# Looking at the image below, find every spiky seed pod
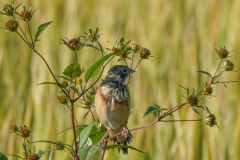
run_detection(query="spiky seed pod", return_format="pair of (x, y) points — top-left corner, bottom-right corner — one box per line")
(28, 153), (40, 160)
(21, 10), (32, 21)
(187, 95), (198, 106)
(20, 127), (31, 138)
(68, 38), (81, 51)
(140, 47), (151, 59)
(204, 113), (217, 127)
(216, 46), (229, 59)
(203, 85), (213, 95)
(5, 19), (18, 32)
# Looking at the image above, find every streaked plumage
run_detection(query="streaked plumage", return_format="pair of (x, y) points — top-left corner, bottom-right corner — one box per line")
(95, 65), (134, 154)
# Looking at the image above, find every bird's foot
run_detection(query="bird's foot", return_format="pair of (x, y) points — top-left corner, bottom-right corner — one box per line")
(121, 127), (129, 138)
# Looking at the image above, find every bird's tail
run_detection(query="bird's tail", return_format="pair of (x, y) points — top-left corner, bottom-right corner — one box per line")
(110, 128), (133, 155)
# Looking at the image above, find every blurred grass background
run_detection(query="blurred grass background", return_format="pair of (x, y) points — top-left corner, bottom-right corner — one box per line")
(0, 0), (240, 160)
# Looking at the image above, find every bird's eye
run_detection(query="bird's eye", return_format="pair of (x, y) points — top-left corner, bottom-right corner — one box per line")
(122, 68), (127, 73)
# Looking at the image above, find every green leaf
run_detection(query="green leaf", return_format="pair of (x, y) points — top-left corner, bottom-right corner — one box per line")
(89, 129), (106, 144)
(143, 105), (161, 118)
(104, 145), (146, 154)
(96, 41), (104, 57)
(85, 53), (114, 83)
(0, 152), (8, 160)
(78, 145), (102, 160)
(38, 82), (58, 86)
(63, 63), (83, 79)
(79, 122), (94, 148)
(34, 21), (52, 42)
(57, 124), (87, 134)
(192, 107), (199, 114)
(129, 108), (138, 115)
(197, 71), (212, 78)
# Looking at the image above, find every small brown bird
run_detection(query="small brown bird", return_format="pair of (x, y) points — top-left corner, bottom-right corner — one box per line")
(94, 65), (135, 154)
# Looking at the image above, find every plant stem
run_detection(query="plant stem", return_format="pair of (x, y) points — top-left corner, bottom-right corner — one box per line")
(70, 102), (79, 159)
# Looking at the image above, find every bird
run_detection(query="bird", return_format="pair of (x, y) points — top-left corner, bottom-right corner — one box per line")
(94, 65), (135, 154)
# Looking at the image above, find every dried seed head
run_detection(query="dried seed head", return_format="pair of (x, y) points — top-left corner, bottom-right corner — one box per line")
(140, 47), (151, 59)
(216, 46), (229, 59)
(28, 153), (40, 160)
(3, 4), (13, 16)
(68, 38), (81, 51)
(203, 85), (213, 95)
(58, 95), (68, 104)
(5, 19), (18, 32)
(223, 59), (234, 71)
(20, 126), (31, 138)
(21, 9), (32, 21)
(10, 124), (19, 132)
(187, 95), (198, 106)
(204, 113), (217, 127)
(55, 141), (64, 150)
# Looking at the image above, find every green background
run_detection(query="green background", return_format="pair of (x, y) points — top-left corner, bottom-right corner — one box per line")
(0, 0), (240, 160)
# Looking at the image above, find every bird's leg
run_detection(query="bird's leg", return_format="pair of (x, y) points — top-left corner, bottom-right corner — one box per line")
(121, 127), (129, 138)
(99, 130), (109, 145)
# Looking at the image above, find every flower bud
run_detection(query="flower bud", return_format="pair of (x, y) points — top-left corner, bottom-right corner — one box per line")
(118, 50), (127, 58)
(62, 79), (69, 88)
(68, 38), (81, 51)
(187, 95), (198, 106)
(58, 95), (68, 104)
(140, 47), (151, 59)
(76, 77), (82, 85)
(10, 124), (19, 132)
(203, 85), (213, 95)
(20, 126), (31, 138)
(215, 46), (229, 59)
(223, 59), (234, 71)
(28, 153), (40, 160)
(130, 43), (140, 52)
(21, 9), (32, 21)
(204, 113), (217, 127)
(112, 47), (117, 52)
(3, 4), (13, 16)
(5, 19), (18, 32)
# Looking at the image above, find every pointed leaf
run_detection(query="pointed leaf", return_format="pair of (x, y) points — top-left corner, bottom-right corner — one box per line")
(78, 145), (102, 160)
(0, 152), (8, 160)
(79, 122), (94, 148)
(57, 124), (87, 134)
(143, 106), (161, 118)
(197, 71), (212, 78)
(104, 145), (146, 154)
(38, 82), (58, 86)
(85, 53), (114, 83)
(129, 108), (138, 115)
(192, 107), (199, 114)
(34, 21), (52, 42)
(63, 63), (83, 79)
(96, 41), (104, 56)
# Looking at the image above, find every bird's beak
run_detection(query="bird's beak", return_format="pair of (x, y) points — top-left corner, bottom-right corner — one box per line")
(129, 69), (135, 74)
